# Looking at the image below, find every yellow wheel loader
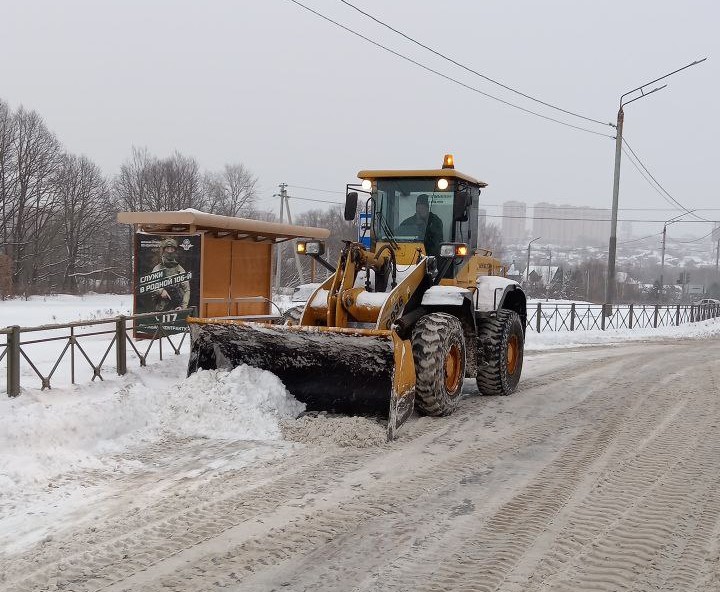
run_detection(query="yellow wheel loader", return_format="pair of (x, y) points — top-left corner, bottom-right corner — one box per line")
(188, 155), (526, 439)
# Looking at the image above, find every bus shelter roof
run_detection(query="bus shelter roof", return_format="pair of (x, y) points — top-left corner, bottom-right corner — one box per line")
(117, 209), (330, 243)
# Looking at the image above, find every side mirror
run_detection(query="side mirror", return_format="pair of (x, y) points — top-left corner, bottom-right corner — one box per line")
(453, 189), (470, 222)
(344, 192), (359, 221)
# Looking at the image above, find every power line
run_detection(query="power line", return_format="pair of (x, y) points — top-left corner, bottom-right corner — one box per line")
(618, 232), (663, 245)
(487, 214), (715, 223)
(285, 0), (614, 139)
(283, 188), (720, 212)
(338, 0), (611, 128)
(489, 204), (720, 211)
(677, 229), (715, 243)
(286, 184), (345, 195)
(622, 137), (712, 223)
(285, 194), (345, 205)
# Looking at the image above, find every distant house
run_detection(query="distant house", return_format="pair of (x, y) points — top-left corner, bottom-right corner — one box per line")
(527, 265), (562, 286)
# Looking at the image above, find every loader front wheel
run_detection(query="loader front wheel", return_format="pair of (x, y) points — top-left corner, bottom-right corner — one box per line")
(412, 313), (466, 416)
(476, 309), (524, 396)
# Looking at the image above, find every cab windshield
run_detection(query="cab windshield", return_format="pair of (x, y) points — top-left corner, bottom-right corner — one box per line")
(374, 178), (454, 256)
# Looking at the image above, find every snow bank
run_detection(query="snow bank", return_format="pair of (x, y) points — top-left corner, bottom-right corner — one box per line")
(0, 363), (304, 491)
(527, 317), (720, 351)
(0, 293), (132, 328)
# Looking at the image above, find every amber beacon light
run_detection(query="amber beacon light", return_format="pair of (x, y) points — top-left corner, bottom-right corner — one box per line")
(442, 154), (454, 169)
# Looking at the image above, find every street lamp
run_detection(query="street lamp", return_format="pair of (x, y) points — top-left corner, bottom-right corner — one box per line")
(526, 236), (541, 282)
(659, 210), (696, 300)
(605, 58), (706, 309)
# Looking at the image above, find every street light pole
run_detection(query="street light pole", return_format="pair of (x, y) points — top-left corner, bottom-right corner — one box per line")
(659, 210), (696, 301)
(526, 236), (541, 282)
(605, 58), (706, 309)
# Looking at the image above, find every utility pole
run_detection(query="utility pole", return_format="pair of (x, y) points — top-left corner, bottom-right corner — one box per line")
(274, 183), (287, 293)
(284, 196), (305, 284)
(606, 106), (624, 310)
(546, 248), (552, 300)
(660, 223), (667, 301)
(605, 58), (706, 310)
(547, 248), (552, 284)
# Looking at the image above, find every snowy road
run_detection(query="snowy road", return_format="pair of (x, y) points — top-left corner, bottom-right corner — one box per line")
(2, 338), (720, 591)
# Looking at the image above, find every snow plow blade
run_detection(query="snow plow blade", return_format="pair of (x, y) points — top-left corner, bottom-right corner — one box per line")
(187, 318), (416, 440)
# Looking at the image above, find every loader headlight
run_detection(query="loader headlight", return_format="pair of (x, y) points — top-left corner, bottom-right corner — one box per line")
(361, 179), (372, 191)
(437, 178), (449, 190)
(439, 243), (469, 258)
(299, 240), (325, 255)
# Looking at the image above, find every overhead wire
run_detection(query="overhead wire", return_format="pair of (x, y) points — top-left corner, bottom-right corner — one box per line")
(677, 229), (716, 243)
(286, 184), (346, 194)
(281, 186), (720, 212)
(285, 194), (345, 205)
(618, 232), (663, 245)
(487, 214), (713, 223)
(338, 0), (611, 128)
(622, 138), (713, 223)
(285, 0), (614, 139)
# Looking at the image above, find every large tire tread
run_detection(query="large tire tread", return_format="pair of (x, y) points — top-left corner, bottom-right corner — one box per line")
(412, 312), (466, 416)
(476, 309), (524, 396)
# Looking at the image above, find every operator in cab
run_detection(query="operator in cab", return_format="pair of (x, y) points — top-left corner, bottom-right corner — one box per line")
(398, 193), (444, 256)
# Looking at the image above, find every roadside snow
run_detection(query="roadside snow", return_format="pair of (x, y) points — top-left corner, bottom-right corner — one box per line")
(526, 317), (720, 350)
(0, 360), (304, 493)
(0, 293), (132, 327)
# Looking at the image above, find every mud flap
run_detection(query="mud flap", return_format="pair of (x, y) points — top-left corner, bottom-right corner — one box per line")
(188, 319), (416, 440)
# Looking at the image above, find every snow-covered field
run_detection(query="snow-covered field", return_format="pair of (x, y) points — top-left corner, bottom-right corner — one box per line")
(2, 294), (720, 591)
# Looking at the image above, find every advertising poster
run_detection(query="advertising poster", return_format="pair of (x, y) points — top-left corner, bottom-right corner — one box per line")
(134, 233), (201, 336)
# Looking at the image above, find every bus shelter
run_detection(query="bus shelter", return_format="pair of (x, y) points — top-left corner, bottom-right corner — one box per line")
(117, 210), (329, 334)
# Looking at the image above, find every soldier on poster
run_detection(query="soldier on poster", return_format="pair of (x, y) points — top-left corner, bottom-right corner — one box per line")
(151, 238), (191, 311)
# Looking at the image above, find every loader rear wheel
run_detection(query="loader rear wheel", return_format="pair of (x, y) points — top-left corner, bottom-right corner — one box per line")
(476, 309), (524, 396)
(411, 312), (466, 416)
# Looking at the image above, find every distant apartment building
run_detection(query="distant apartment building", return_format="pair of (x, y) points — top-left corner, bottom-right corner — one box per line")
(502, 201), (527, 244)
(531, 202), (610, 246)
(477, 208), (487, 228)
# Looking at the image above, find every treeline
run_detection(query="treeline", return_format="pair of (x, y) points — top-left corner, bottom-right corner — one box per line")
(0, 98), (361, 297)
(0, 99), (261, 296)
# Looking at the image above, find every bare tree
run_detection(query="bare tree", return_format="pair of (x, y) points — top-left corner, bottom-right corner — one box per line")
(54, 154), (113, 292)
(114, 147), (152, 212)
(7, 107), (62, 293)
(204, 163), (258, 217)
(478, 221), (503, 258)
(115, 148), (203, 212)
(0, 99), (18, 259)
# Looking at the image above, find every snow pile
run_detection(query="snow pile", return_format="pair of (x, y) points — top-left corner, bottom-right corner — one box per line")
(526, 317), (720, 350)
(0, 363), (304, 491)
(164, 365), (305, 440)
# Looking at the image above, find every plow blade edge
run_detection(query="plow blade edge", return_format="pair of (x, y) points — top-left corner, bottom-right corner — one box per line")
(187, 318), (416, 439)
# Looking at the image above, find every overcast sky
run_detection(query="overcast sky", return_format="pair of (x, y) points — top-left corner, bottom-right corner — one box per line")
(2, 0), (717, 239)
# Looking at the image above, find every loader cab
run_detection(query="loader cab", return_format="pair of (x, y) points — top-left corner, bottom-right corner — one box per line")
(353, 157), (486, 267)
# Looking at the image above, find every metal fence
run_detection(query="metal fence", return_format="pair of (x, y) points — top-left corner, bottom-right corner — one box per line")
(527, 302), (720, 332)
(3, 302), (720, 397)
(1, 309), (195, 397)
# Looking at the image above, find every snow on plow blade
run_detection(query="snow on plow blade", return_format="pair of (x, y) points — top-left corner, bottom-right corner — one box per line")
(187, 318), (416, 440)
